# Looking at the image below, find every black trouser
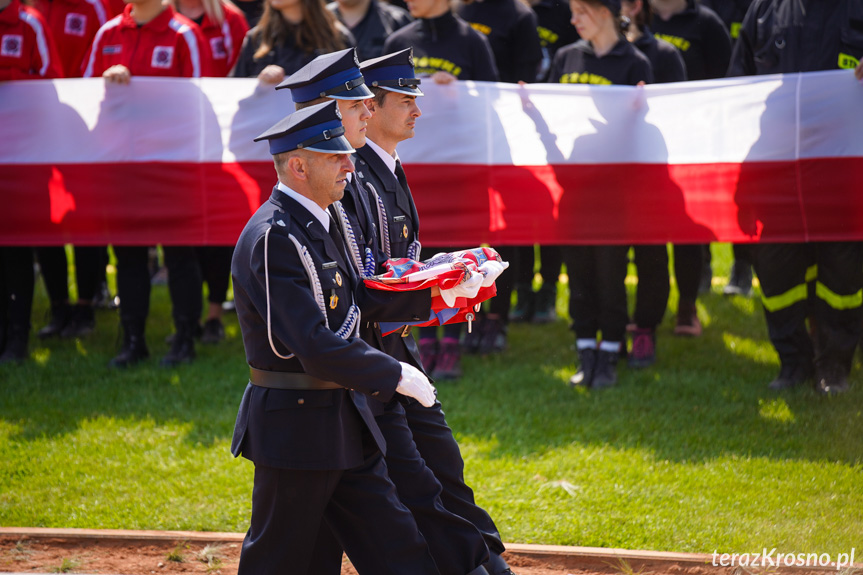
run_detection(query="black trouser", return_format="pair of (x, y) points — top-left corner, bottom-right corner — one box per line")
(754, 241), (863, 374)
(309, 400), (490, 575)
(197, 246), (232, 304)
(563, 245), (629, 343)
(114, 246), (151, 326)
(732, 243), (752, 267)
(0, 247), (34, 328)
(239, 449), (439, 575)
(632, 244), (670, 330)
(36, 245), (103, 304)
(673, 243), (703, 306)
(512, 245), (562, 287)
(164, 246), (203, 325)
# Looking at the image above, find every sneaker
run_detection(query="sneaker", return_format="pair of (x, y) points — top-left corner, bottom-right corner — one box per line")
(418, 338), (439, 373)
(628, 328), (656, 368)
(569, 347), (596, 387)
(60, 304), (95, 338)
(768, 362), (812, 391)
(531, 285), (557, 324)
(674, 303), (702, 337)
(478, 316), (507, 355)
(432, 339), (462, 380)
(92, 281), (118, 310)
(723, 260), (753, 296)
(200, 318), (225, 344)
(592, 349), (619, 389)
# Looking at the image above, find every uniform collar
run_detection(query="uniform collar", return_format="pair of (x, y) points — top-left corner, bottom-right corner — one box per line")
(119, 3), (177, 31)
(0, 0), (22, 25)
(365, 138), (398, 176)
(276, 180), (330, 232)
(420, 10), (458, 35)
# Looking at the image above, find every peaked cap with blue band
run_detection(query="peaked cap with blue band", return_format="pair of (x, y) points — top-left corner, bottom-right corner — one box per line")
(254, 100), (355, 155)
(359, 48), (423, 97)
(275, 47), (373, 103)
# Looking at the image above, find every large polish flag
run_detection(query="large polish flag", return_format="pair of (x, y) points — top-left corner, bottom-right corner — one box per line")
(1, 70), (861, 247)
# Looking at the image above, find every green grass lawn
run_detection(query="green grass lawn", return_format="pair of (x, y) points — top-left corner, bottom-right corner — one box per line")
(1, 244), (861, 556)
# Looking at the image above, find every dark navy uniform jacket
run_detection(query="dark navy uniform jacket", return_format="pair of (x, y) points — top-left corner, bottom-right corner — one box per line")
(550, 38), (654, 85)
(352, 143), (426, 377)
(532, 0), (580, 81)
(230, 186), (430, 470)
(701, 0), (755, 39)
(728, 0), (863, 76)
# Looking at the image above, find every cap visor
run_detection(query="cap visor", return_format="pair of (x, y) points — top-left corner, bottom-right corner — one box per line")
(379, 85), (424, 97)
(302, 135), (356, 154)
(328, 83), (374, 100)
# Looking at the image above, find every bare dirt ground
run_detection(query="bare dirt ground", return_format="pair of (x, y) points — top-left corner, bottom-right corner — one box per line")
(0, 536), (838, 575)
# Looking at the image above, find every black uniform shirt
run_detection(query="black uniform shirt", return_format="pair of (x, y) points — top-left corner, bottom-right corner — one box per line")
(728, 0), (863, 76)
(532, 0), (580, 81)
(458, 0), (542, 83)
(701, 0), (755, 39)
(231, 24), (355, 77)
(651, 0), (732, 80)
(633, 26), (688, 84)
(383, 10), (500, 81)
(328, 0), (413, 61)
(550, 38), (654, 85)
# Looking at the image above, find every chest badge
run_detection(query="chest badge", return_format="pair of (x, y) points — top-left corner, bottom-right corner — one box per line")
(335, 271), (343, 287)
(329, 293), (339, 309)
(402, 224), (409, 239)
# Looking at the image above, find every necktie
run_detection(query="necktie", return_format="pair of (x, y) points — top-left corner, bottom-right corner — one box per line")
(327, 215), (356, 283)
(394, 159), (411, 195)
(394, 160), (421, 235)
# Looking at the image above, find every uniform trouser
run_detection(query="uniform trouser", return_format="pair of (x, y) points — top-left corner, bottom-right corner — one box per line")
(732, 243), (753, 267)
(114, 246), (150, 326)
(404, 398), (506, 562)
(673, 243), (703, 306)
(563, 245), (629, 343)
(632, 245), (670, 330)
(753, 241), (863, 374)
(36, 245), (103, 304)
(0, 247), (34, 328)
(512, 245), (562, 287)
(239, 449), (440, 575)
(164, 246), (203, 326)
(197, 246), (232, 304)
(310, 400), (490, 575)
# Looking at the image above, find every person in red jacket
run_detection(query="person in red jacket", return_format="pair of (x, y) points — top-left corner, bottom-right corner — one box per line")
(169, 0), (247, 76)
(83, 0), (209, 369)
(0, 0), (62, 364)
(33, 0), (110, 76)
(83, 0), (208, 79)
(31, 0), (111, 343)
(0, 0), (62, 79)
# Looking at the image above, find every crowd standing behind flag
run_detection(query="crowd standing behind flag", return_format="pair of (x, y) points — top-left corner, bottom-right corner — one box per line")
(1, 0), (861, 402)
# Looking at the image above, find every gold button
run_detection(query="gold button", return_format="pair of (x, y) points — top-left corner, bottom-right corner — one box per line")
(297, 398), (305, 405)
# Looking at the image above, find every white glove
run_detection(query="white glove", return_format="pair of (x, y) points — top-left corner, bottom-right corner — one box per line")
(396, 362), (436, 407)
(478, 260), (509, 287)
(439, 270), (483, 307)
